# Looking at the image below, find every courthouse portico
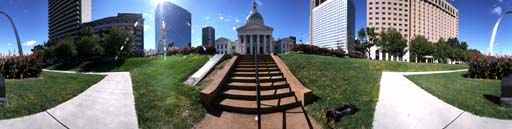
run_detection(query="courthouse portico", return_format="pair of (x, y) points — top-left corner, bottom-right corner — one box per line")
(236, 0), (274, 55)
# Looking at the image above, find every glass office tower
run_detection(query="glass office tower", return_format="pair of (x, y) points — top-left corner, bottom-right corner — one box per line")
(155, 2), (192, 52)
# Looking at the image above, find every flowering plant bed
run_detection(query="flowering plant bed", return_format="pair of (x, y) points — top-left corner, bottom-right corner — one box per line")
(468, 55), (512, 79)
(0, 53), (44, 79)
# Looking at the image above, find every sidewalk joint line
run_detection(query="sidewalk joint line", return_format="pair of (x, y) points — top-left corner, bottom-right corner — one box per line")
(46, 111), (70, 129)
(442, 111), (464, 129)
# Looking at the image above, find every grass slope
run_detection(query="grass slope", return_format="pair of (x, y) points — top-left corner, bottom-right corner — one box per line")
(0, 72), (104, 119)
(280, 53), (467, 129)
(407, 72), (512, 119)
(128, 56), (209, 129)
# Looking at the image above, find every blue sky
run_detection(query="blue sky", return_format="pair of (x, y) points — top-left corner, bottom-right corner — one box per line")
(0, 0), (511, 55)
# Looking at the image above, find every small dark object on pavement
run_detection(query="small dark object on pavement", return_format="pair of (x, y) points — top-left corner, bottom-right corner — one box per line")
(322, 105), (359, 128)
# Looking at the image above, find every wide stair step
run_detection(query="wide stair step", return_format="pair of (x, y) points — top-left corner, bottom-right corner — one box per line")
(223, 88), (295, 100)
(234, 68), (280, 72)
(230, 76), (286, 83)
(217, 96), (301, 114)
(214, 55), (302, 114)
(226, 81), (289, 90)
(233, 71), (282, 77)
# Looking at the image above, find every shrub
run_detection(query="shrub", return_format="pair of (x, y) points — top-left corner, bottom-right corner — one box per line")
(468, 55), (512, 79)
(167, 46), (217, 55)
(290, 44), (346, 57)
(0, 53), (44, 79)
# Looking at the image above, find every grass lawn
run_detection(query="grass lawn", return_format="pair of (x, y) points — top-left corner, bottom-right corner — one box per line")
(0, 72), (104, 119)
(279, 53), (468, 129)
(407, 72), (512, 119)
(47, 55), (210, 129)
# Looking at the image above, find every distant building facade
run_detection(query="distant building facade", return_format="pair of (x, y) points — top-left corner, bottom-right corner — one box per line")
(81, 13), (145, 52)
(48, 0), (91, 40)
(367, 0), (459, 61)
(236, 1), (274, 55)
(310, 0), (356, 53)
(274, 36), (296, 54)
(155, 1), (192, 53)
(215, 37), (235, 54)
(202, 26), (215, 46)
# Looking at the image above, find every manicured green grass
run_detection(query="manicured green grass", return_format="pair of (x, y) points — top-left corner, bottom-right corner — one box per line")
(279, 53), (468, 129)
(48, 55), (210, 128)
(128, 56), (209, 129)
(0, 72), (104, 119)
(407, 72), (512, 119)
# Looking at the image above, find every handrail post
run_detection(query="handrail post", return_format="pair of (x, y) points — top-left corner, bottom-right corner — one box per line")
(254, 46), (261, 129)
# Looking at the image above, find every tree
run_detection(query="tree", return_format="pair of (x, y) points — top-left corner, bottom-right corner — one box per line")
(53, 37), (77, 62)
(77, 35), (103, 58)
(76, 26), (103, 59)
(379, 29), (407, 60)
(355, 27), (378, 58)
(410, 35), (433, 62)
(433, 38), (450, 63)
(103, 27), (135, 57)
(31, 44), (45, 52)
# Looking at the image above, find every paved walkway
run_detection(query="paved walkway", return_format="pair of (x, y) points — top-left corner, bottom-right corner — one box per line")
(193, 107), (322, 129)
(374, 69), (512, 129)
(0, 70), (138, 129)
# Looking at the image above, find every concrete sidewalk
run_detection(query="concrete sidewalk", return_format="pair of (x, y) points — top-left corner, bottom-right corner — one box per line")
(373, 70), (512, 129)
(0, 70), (138, 129)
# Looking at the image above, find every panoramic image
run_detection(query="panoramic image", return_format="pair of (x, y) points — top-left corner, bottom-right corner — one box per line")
(1, 0), (512, 128)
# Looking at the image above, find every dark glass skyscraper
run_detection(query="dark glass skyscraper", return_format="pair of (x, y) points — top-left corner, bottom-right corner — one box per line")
(155, 2), (191, 52)
(202, 26), (215, 46)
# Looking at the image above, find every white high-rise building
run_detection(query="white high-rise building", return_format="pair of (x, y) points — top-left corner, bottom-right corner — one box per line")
(310, 0), (356, 53)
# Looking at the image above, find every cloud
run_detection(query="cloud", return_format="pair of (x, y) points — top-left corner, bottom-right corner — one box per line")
(232, 26), (240, 31)
(235, 19), (240, 23)
(144, 25), (151, 31)
(491, 6), (503, 15)
(219, 16), (224, 20)
(143, 13), (153, 20)
(497, 0), (504, 3)
(256, 0), (263, 6)
(205, 16), (211, 20)
(22, 40), (37, 46)
(7, 43), (11, 47)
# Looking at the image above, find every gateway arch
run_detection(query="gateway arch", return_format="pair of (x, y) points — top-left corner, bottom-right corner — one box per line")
(489, 10), (512, 56)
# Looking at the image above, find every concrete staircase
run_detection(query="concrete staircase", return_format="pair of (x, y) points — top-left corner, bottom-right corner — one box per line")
(215, 55), (302, 114)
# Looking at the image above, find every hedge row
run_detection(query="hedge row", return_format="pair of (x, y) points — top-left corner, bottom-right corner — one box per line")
(167, 45), (216, 55)
(290, 44), (346, 57)
(468, 56), (512, 79)
(0, 54), (44, 79)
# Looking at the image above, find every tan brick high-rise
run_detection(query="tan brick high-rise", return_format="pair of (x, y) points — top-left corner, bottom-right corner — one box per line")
(367, 0), (458, 61)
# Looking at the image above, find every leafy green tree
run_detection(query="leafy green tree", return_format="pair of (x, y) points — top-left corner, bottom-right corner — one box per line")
(77, 35), (102, 58)
(31, 44), (45, 52)
(103, 27), (135, 57)
(433, 38), (450, 63)
(54, 37), (77, 62)
(76, 26), (103, 58)
(355, 27), (378, 58)
(379, 29), (407, 59)
(410, 35), (433, 62)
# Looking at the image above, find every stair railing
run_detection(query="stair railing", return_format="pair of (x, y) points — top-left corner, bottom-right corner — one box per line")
(253, 47), (262, 129)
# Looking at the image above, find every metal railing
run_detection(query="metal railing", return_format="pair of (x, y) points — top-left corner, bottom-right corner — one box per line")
(253, 47), (262, 129)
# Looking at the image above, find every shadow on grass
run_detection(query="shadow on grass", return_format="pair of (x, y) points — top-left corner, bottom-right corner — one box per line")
(48, 58), (127, 72)
(79, 59), (126, 72)
(49, 63), (82, 71)
(483, 94), (501, 105)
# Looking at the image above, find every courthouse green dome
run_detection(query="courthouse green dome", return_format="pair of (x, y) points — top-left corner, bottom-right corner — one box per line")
(246, 11), (264, 24)
(246, 0), (264, 24)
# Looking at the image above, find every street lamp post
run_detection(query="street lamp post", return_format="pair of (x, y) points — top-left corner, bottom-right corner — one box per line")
(0, 11), (23, 56)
